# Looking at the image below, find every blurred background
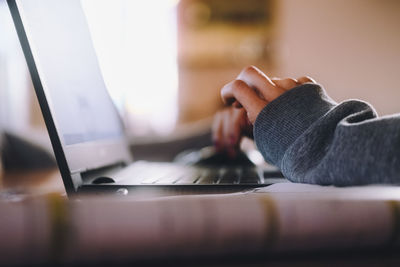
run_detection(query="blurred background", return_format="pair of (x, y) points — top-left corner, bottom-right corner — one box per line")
(0, 0), (400, 172)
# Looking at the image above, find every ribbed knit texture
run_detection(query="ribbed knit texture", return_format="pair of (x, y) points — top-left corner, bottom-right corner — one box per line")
(254, 83), (400, 186)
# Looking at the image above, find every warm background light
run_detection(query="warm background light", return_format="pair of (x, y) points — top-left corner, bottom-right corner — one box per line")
(82, 0), (179, 136)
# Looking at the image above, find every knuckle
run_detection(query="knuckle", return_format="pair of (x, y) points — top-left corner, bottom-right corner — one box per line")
(284, 78), (298, 83)
(232, 79), (246, 93)
(242, 65), (258, 75)
(282, 78), (299, 88)
(232, 79), (245, 87)
(298, 76), (315, 83)
(221, 83), (229, 93)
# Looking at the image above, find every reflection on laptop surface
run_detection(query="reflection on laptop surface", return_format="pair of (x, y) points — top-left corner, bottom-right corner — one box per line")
(8, 0), (284, 196)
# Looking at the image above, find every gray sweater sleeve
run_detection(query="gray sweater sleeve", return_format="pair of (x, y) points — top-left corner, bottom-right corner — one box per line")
(253, 83), (400, 186)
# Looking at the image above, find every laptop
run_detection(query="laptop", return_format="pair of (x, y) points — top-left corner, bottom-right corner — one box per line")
(7, 0), (284, 196)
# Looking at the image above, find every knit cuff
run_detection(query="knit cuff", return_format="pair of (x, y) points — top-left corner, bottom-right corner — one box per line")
(253, 83), (336, 166)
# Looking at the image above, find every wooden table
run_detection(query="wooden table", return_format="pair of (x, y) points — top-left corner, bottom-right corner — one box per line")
(2, 168), (65, 195)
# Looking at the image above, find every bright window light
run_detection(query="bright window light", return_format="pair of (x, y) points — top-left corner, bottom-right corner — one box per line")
(81, 0), (178, 136)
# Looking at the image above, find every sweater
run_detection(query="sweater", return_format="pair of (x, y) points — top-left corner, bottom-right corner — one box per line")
(253, 83), (400, 186)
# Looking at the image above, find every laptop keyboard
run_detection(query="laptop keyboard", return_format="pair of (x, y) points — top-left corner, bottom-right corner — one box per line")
(158, 167), (260, 185)
(115, 162), (264, 185)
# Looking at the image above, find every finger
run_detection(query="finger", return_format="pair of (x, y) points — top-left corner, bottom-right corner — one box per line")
(297, 76), (316, 84)
(227, 109), (246, 157)
(221, 79), (266, 110)
(228, 109), (243, 146)
(271, 78), (299, 90)
(222, 110), (232, 149)
(237, 66), (285, 102)
(220, 110), (236, 157)
(231, 108), (251, 141)
(221, 79), (267, 123)
(232, 100), (242, 108)
(211, 112), (223, 151)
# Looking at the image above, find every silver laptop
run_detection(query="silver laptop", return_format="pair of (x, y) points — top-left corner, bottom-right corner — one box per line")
(7, 0), (283, 196)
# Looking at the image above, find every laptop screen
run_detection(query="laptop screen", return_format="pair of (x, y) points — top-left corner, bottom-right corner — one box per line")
(18, 0), (123, 145)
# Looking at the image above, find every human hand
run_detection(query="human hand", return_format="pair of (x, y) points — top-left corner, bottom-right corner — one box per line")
(221, 66), (315, 123)
(213, 65), (315, 156)
(212, 107), (253, 157)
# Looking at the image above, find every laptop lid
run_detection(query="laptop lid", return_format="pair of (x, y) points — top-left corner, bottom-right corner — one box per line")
(7, 0), (133, 194)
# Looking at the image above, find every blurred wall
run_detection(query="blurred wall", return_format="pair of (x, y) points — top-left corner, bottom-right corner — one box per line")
(177, 0), (275, 123)
(276, 0), (400, 115)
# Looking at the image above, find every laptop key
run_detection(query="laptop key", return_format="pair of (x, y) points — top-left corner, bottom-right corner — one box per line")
(196, 169), (220, 184)
(156, 175), (180, 184)
(141, 173), (173, 184)
(141, 177), (160, 184)
(155, 168), (188, 184)
(239, 168), (260, 184)
(174, 172), (201, 184)
(218, 168), (240, 184)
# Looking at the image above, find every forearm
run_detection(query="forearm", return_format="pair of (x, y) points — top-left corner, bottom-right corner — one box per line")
(254, 84), (400, 185)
